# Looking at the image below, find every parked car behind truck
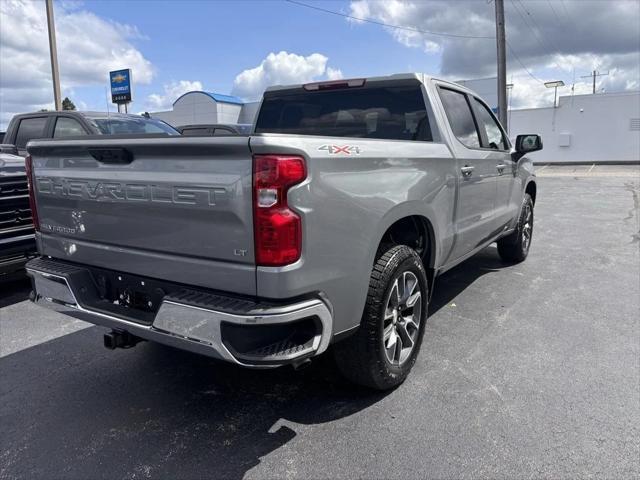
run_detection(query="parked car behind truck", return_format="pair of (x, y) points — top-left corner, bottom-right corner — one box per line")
(25, 74), (541, 389)
(178, 123), (252, 136)
(2, 111), (179, 157)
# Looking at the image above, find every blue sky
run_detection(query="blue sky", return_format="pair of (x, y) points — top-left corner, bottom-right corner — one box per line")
(1, 0), (638, 128)
(76, 0), (443, 108)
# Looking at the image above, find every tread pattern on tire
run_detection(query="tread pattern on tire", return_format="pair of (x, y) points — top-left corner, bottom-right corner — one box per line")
(334, 245), (428, 390)
(497, 193), (533, 263)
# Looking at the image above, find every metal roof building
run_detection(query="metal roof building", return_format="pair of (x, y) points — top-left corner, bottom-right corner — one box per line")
(151, 91), (255, 127)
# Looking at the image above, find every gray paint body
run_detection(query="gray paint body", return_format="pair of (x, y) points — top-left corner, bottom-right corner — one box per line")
(27, 73), (536, 341)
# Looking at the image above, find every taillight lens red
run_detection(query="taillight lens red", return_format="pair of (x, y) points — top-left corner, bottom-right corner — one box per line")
(253, 154), (306, 266)
(24, 155), (40, 232)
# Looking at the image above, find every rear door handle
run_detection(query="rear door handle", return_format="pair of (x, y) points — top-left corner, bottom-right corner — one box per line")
(496, 163), (507, 174)
(461, 165), (475, 177)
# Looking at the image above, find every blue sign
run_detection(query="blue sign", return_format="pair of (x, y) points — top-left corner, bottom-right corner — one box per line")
(110, 69), (131, 103)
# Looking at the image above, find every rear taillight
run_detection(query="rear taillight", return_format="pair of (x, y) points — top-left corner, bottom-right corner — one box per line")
(253, 154), (306, 266)
(24, 155), (40, 232)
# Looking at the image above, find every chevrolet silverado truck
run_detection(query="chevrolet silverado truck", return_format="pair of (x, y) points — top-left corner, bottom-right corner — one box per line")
(0, 112), (178, 277)
(25, 74), (541, 389)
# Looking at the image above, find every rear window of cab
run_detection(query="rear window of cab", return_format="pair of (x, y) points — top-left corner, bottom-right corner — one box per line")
(255, 82), (439, 142)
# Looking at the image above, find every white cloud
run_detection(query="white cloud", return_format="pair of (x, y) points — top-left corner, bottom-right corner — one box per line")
(348, 0), (640, 108)
(146, 80), (203, 111)
(0, 0), (154, 128)
(231, 51), (343, 101)
(326, 67), (344, 80)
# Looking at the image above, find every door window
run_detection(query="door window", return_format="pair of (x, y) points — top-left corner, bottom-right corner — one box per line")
(471, 97), (507, 150)
(438, 88), (480, 149)
(15, 117), (47, 149)
(53, 117), (87, 138)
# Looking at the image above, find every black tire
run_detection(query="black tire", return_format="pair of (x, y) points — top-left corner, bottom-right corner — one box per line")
(497, 193), (534, 263)
(333, 245), (428, 390)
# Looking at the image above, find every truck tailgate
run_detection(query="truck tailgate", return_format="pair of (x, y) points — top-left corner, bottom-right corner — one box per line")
(28, 136), (256, 295)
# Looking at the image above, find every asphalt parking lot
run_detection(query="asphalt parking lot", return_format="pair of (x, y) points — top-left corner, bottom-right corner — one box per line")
(1, 165), (638, 479)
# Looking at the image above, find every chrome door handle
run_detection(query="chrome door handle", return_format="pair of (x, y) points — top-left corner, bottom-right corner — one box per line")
(461, 165), (475, 177)
(496, 164), (507, 174)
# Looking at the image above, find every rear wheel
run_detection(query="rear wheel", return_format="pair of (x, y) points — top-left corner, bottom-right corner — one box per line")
(497, 193), (534, 263)
(333, 245), (428, 390)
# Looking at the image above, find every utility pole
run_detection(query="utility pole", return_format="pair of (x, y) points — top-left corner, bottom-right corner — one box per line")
(581, 70), (609, 94)
(45, 0), (62, 111)
(495, 0), (508, 131)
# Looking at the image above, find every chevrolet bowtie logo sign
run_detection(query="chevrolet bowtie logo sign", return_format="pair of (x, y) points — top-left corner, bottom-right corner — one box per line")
(111, 73), (127, 84)
(110, 68), (132, 104)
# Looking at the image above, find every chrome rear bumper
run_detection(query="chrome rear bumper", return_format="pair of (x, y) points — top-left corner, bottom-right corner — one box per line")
(26, 258), (332, 367)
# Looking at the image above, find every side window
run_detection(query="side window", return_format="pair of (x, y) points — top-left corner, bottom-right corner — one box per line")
(53, 117), (86, 138)
(213, 128), (234, 136)
(471, 97), (507, 150)
(438, 88), (480, 149)
(15, 117), (48, 149)
(180, 127), (210, 136)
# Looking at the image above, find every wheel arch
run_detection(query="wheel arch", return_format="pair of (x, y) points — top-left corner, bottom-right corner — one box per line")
(525, 179), (537, 205)
(374, 207), (439, 299)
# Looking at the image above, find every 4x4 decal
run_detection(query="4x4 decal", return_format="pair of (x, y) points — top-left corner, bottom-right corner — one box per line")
(318, 144), (361, 155)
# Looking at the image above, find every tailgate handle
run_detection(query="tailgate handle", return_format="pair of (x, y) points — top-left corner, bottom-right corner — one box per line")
(88, 148), (133, 164)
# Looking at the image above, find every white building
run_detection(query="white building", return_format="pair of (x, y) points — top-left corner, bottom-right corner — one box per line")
(151, 91), (258, 127)
(510, 91), (640, 163)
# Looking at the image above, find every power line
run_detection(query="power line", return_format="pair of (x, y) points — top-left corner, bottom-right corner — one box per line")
(559, 0), (572, 21)
(546, 0), (562, 27)
(505, 39), (545, 84)
(285, 0), (496, 40)
(509, 0), (567, 71)
(581, 70), (609, 94)
(286, 0), (543, 85)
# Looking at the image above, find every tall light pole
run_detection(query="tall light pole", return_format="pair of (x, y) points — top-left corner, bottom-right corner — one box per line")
(45, 0), (62, 111)
(545, 80), (565, 108)
(495, 0), (508, 131)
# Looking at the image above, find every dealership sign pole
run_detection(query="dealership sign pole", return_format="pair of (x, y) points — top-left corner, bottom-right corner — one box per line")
(110, 69), (132, 113)
(45, 0), (62, 111)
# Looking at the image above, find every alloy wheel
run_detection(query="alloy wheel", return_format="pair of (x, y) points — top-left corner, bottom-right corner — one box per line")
(383, 271), (422, 366)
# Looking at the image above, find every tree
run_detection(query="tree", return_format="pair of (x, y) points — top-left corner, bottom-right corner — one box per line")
(62, 97), (76, 111)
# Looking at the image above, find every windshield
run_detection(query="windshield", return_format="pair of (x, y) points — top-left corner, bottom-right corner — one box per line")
(86, 115), (179, 135)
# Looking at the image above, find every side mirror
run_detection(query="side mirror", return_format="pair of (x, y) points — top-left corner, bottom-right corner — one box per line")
(515, 134), (543, 156)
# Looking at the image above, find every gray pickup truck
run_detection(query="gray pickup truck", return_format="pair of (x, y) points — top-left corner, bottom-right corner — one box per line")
(25, 74), (541, 389)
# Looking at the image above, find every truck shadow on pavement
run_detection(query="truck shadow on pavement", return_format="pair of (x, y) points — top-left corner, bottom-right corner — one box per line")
(0, 274), (31, 308)
(1, 328), (387, 479)
(1, 247), (507, 479)
(429, 246), (509, 315)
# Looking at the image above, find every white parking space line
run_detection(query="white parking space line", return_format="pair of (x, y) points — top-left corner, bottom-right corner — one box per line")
(0, 300), (91, 358)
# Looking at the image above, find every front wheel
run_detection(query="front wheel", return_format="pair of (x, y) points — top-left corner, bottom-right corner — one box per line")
(497, 193), (534, 263)
(333, 245), (428, 390)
